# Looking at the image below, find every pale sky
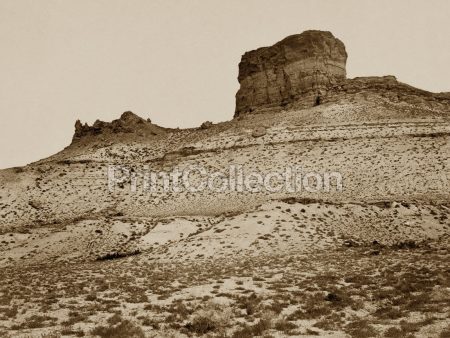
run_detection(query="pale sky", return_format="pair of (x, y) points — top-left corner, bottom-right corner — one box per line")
(0, 0), (449, 169)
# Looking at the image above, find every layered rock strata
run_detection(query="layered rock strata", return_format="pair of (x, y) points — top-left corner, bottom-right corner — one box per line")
(235, 30), (347, 116)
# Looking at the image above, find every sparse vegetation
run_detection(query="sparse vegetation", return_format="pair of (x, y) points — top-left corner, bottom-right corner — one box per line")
(91, 319), (145, 338)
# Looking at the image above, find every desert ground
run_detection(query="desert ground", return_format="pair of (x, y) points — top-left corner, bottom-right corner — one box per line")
(0, 93), (449, 337)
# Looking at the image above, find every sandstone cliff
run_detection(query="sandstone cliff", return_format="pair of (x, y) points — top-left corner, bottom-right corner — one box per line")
(235, 30), (347, 116)
(235, 31), (450, 117)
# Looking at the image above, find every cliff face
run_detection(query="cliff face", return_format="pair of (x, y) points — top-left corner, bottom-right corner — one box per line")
(235, 30), (347, 116)
(69, 30), (449, 143)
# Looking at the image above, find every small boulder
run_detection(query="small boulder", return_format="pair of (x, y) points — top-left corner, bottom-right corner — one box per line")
(325, 293), (341, 302)
(252, 127), (266, 138)
(200, 121), (213, 129)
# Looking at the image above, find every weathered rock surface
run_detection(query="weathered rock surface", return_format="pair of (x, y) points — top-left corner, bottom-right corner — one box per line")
(73, 111), (166, 142)
(322, 76), (450, 111)
(200, 121), (213, 129)
(235, 30), (347, 116)
(251, 126), (266, 138)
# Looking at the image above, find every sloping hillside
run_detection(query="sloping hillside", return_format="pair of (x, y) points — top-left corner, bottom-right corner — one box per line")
(0, 31), (449, 338)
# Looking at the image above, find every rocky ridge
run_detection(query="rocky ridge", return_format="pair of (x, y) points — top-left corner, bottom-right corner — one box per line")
(73, 111), (167, 142)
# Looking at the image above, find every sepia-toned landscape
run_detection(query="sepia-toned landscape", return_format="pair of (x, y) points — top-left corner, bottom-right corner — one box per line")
(0, 29), (449, 337)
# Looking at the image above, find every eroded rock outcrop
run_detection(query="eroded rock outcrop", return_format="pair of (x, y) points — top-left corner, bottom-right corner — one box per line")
(322, 76), (450, 111)
(73, 111), (166, 142)
(235, 30), (347, 116)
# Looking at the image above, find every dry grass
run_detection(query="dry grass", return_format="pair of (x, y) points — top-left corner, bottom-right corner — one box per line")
(0, 243), (448, 337)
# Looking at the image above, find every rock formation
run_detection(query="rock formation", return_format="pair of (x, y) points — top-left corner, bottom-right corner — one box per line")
(69, 30), (449, 144)
(235, 30), (347, 116)
(234, 30), (450, 116)
(323, 76), (450, 110)
(72, 111), (166, 142)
